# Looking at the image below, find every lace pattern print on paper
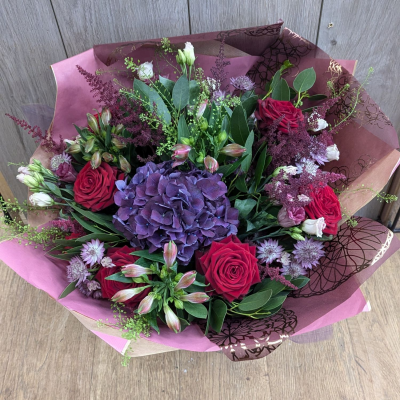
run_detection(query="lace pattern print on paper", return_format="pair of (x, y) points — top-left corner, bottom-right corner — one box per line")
(203, 309), (297, 361)
(291, 218), (393, 298)
(247, 29), (314, 89)
(329, 154), (376, 188)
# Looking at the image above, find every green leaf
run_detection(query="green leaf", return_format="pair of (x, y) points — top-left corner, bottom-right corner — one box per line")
(230, 105), (250, 146)
(241, 130), (254, 173)
(223, 105), (233, 117)
(134, 257), (152, 268)
(43, 181), (62, 197)
(59, 281), (78, 299)
(307, 94), (327, 101)
(217, 154), (248, 178)
(172, 76), (190, 110)
(293, 67), (316, 93)
(238, 289), (272, 312)
(105, 272), (133, 283)
(53, 239), (81, 247)
(146, 310), (160, 334)
(235, 175), (248, 192)
(159, 76), (175, 93)
(246, 220), (256, 231)
(241, 95), (258, 118)
(177, 114), (190, 143)
(234, 198), (257, 219)
(133, 79), (171, 124)
(185, 284), (206, 293)
(105, 125), (112, 147)
(289, 87), (297, 99)
(208, 102), (219, 128)
(290, 276), (310, 290)
(262, 294), (288, 311)
(254, 145), (267, 188)
(188, 80), (200, 106)
(210, 299), (227, 333)
(76, 233), (119, 242)
(183, 302), (208, 319)
(271, 79), (290, 101)
(47, 252), (75, 261)
(132, 250), (164, 263)
(253, 279), (287, 296)
(70, 211), (103, 234)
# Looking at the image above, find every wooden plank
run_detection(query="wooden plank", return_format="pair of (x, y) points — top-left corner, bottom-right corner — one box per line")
(317, 0), (400, 221)
(1, 235), (400, 399)
(188, 0), (323, 42)
(51, 0), (191, 57)
(0, 1), (67, 204)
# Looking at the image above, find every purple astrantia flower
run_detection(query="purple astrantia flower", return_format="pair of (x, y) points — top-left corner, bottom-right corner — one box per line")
(77, 279), (102, 299)
(279, 251), (291, 266)
(67, 256), (90, 285)
(292, 237), (325, 269)
(230, 76), (255, 91)
(50, 152), (77, 182)
(81, 239), (105, 267)
(280, 261), (307, 278)
(113, 161), (239, 265)
(257, 239), (284, 264)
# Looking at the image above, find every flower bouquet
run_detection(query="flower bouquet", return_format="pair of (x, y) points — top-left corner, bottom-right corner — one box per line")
(1, 21), (399, 363)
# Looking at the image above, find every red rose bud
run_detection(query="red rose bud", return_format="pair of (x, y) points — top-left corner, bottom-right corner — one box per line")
(102, 152), (114, 162)
(220, 143), (246, 157)
(164, 304), (181, 333)
(197, 99), (208, 119)
(112, 286), (148, 303)
(174, 271), (196, 291)
(122, 264), (153, 278)
(163, 241), (177, 268)
(119, 155), (131, 173)
(101, 108), (111, 126)
(180, 292), (210, 304)
(137, 294), (155, 314)
(90, 151), (102, 169)
(204, 156), (219, 173)
(87, 113), (99, 134)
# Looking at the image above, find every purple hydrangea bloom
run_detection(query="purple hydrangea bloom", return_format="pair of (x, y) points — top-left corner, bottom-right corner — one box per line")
(292, 238), (325, 269)
(113, 161), (239, 264)
(230, 76), (255, 91)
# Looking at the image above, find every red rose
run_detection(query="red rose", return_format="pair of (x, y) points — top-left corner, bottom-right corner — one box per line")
(197, 236), (260, 302)
(74, 161), (123, 212)
(256, 98), (304, 133)
(95, 246), (150, 308)
(65, 232), (84, 240)
(305, 185), (342, 235)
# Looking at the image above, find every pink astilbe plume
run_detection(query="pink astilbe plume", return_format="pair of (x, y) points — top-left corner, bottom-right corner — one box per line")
(76, 66), (164, 161)
(259, 265), (298, 290)
(5, 114), (64, 154)
(210, 38), (231, 91)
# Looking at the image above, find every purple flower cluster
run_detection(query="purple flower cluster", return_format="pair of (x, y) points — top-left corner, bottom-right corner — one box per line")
(113, 161), (239, 264)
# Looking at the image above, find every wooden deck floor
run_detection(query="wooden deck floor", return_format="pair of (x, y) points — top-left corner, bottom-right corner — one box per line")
(1, 235), (399, 400)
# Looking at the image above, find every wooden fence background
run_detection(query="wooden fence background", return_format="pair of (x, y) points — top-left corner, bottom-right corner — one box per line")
(1, 0), (399, 220)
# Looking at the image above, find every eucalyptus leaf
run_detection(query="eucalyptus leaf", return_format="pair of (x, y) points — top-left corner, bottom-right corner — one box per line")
(293, 67), (316, 93)
(261, 294), (288, 311)
(235, 175), (248, 192)
(253, 279), (287, 296)
(189, 80), (200, 106)
(177, 115), (190, 143)
(307, 94), (327, 101)
(290, 276), (310, 290)
(234, 198), (257, 219)
(159, 76), (175, 93)
(241, 130), (254, 173)
(241, 95), (258, 118)
(132, 249), (164, 263)
(105, 272), (133, 283)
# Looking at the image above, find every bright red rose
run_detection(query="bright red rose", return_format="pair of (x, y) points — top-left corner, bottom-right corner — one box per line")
(95, 246), (150, 308)
(305, 185), (342, 235)
(256, 98), (304, 133)
(74, 161), (123, 212)
(197, 236), (260, 302)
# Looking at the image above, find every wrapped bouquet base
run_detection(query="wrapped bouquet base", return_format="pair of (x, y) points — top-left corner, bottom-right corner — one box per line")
(2, 21), (399, 361)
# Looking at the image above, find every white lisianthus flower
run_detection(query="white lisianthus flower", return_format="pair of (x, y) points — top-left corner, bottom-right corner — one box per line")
(137, 61), (154, 80)
(29, 192), (55, 207)
(301, 217), (326, 237)
(326, 144), (340, 161)
(18, 166), (31, 175)
(183, 42), (195, 66)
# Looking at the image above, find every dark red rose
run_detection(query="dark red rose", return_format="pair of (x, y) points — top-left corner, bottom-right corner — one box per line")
(95, 246), (150, 308)
(305, 185), (342, 235)
(256, 98), (304, 133)
(65, 232), (84, 240)
(74, 161), (123, 212)
(197, 236), (260, 302)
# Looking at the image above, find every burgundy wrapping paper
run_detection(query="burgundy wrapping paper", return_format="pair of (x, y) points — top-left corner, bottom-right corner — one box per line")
(1, 22), (399, 361)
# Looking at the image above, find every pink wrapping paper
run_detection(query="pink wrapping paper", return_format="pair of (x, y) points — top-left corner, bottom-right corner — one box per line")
(1, 22), (399, 361)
